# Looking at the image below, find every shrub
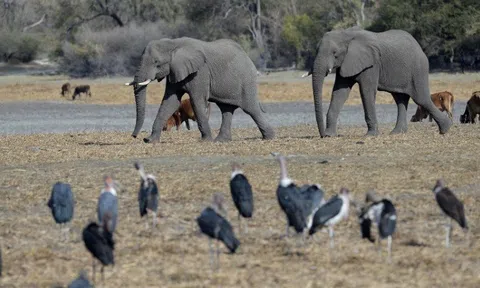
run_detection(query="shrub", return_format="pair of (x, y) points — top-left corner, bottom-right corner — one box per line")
(0, 30), (41, 63)
(59, 21), (174, 77)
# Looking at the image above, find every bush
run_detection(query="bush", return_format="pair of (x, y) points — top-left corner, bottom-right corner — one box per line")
(0, 30), (41, 63)
(59, 21), (174, 77)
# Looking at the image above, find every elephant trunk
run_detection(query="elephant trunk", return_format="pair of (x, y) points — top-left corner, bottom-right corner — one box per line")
(312, 63), (327, 137)
(132, 84), (147, 138)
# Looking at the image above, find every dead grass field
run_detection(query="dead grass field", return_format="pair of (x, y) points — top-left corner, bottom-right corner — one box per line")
(0, 72), (479, 105)
(0, 123), (479, 287)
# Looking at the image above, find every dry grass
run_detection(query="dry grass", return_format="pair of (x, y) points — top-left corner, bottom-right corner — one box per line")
(0, 72), (479, 105)
(0, 124), (480, 287)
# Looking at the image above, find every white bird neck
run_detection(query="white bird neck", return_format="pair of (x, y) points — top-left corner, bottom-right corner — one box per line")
(101, 187), (117, 196)
(280, 177), (293, 187)
(433, 186), (443, 194)
(231, 170), (243, 179)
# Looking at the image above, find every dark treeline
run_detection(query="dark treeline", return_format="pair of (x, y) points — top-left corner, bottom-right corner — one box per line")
(1, 0), (479, 77)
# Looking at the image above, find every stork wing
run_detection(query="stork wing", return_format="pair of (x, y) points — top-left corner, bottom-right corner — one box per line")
(436, 189), (468, 229)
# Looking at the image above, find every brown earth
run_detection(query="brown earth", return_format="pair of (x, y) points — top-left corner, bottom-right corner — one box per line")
(0, 124), (479, 287)
(0, 72), (479, 105)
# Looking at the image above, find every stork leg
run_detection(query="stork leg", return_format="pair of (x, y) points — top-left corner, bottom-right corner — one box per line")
(244, 218), (248, 235)
(208, 238), (215, 270)
(92, 258), (96, 283)
(215, 238), (220, 270)
(328, 226), (335, 249)
(101, 266), (105, 283)
(445, 217), (452, 248)
(238, 213), (242, 235)
(152, 211), (157, 229)
(387, 235), (392, 263)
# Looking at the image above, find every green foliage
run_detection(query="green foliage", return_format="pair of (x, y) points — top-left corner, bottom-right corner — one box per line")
(283, 14), (314, 51)
(0, 31), (41, 63)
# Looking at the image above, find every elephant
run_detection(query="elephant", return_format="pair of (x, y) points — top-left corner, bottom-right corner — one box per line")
(310, 26), (452, 137)
(125, 37), (275, 143)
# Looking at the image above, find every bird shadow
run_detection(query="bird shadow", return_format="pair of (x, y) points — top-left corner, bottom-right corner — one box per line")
(401, 239), (429, 247)
(81, 141), (125, 146)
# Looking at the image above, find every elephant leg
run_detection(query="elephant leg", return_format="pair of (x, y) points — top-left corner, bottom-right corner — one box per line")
(215, 103), (237, 142)
(243, 104), (275, 140)
(189, 92), (213, 141)
(412, 94), (451, 134)
(412, 79), (451, 134)
(145, 89), (184, 143)
(391, 93), (410, 134)
(325, 77), (355, 137)
(358, 71), (379, 136)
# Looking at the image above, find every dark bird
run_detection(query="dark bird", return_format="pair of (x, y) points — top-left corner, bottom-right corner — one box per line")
(82, 213), (115, 283)
(229, 162), (254, 234)
(134, 162), (159, 229)
(433, 179), (468, 248)
(47, 182), (75, 241)
(309, 187), (351, 249)
(97, 176), (118, 234)
(197, 193), (240, 269)
(357, 191), (397, 261)
(273, 154), (324, 242)
(68, 270), (94, 288)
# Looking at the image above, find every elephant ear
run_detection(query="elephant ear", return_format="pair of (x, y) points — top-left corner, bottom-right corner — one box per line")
(340, 40), (377, 78)
(169, 46), (206, 83)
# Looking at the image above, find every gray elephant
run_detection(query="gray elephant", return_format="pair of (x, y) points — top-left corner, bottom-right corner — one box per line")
(125, 37), (275, 143)
(309, 26), (452, 137)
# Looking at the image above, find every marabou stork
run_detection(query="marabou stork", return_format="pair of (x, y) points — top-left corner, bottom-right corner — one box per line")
(82, 213), (115, 283)
(47, 182), (74, 241)
(134, 162), (159, 229)
(97, 176), (118, 234)
(309, 187), (351, 249)
(229, 162), (254, 234)
(357, 191), (397, 261)
(433, 179), (468, 248)
(197, 193), (240, 269)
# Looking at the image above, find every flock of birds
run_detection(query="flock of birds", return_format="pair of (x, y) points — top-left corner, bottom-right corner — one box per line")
(12, 153), (468, 287)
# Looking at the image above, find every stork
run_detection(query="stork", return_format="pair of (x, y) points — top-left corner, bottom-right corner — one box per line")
(47, 182), (75, 241)
(197, 193), (240, 269)
(82, 213), (115, 283)
(433, 179), (468, 248)
(97, 176), (118, 234)
(309, 187), (351, 250)
(229, 162), (254, 234)
(273, 154), (324, 242)
(68, 270), (93, 288)
(357, 191), (397, 261)
(134, 162), (159, 229)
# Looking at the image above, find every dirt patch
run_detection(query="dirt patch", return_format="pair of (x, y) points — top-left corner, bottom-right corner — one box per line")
(1, 72), (479, 105)
(0, 124), (479, 287)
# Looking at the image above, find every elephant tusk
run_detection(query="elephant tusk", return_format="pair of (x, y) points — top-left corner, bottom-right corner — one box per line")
(328, 68), (332, 74)
(301, 72), (311, 78)
(125, 82), (135, 86)
(137, 79), (152, 86)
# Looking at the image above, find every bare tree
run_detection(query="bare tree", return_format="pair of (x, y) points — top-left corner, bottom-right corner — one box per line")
(66, 0), (124, 37)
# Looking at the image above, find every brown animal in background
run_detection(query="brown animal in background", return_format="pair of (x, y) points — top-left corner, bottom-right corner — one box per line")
(460, 91), (480, 124)
(72, 85), (92, 100)
(60, 82), (71, 97)
(411, 91), (454, 122)
(163, 99), (212, 131)
(162, 111), (182, 131)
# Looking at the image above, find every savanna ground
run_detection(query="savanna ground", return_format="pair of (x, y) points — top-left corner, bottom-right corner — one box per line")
(0, 71), (479, 105)
(0, 72), (479, 287)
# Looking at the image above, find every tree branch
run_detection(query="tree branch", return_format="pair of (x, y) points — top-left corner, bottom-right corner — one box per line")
(23, 13), (46, 32)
